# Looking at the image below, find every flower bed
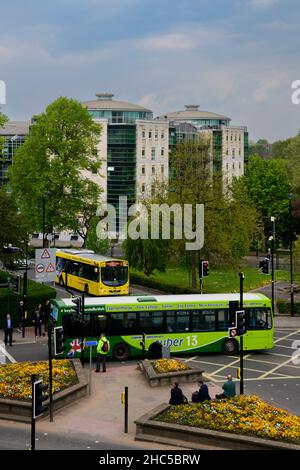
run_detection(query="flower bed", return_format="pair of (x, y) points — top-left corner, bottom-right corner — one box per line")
(0, 360), (78, 401)
(156, 395), (300, 445)
(153, 359), (190, 374)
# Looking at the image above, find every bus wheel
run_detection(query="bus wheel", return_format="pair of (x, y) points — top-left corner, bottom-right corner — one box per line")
(112, 343), (130, 361)
(84, 284), (89, 295)
(222, 339), (239, 355)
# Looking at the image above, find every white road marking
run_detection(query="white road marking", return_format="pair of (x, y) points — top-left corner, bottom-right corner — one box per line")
(0, 343), (16, 363)
(184, 355), (200, 363)
(274, 329), (300, 344)
(259, 352), (300, 379)
(274, 344), (296, 350)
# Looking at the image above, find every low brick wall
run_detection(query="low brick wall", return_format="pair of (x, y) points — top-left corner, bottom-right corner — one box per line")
(135, 403), (300, 450)
(139, 360), (204, 387)
(0, 360), (88, 423)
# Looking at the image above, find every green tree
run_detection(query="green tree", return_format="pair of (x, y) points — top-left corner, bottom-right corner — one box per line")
(249, 139), (271, 159)
(0, 110), (8, 159)
(0, 188), (29, 268)
(241, 155), (292, 246)
(9, 97), (102, 242)
(85, 216), (111, 255)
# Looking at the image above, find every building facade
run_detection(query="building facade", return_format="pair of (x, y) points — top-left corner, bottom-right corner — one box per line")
(0, 121), (30, 187)
(82, 94), (169, 229)
(158, 104), (249, 186)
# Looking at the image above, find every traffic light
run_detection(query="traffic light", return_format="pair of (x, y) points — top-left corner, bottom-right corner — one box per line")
(33, 380), (48, 418)
(54, 326), (64, 355)
(236, 310), (246, 336)
(259, 258), (269, 275)
(71, 296), (82, 319)
(199, 259), (209, 278)
(9, 275), (21, 293)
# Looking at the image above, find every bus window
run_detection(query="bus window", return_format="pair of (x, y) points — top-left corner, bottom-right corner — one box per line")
(217, 309), (229, 331)
(246, 309), (272, 330)
(192, 310), (216, 332)
(166, 311), (190, 333)
(68, 261), (80, 276)
(101, 266), (128, 287)
(140, 311), (164, 334)
(80, 264), (99, 282)
(62, 314), (82, 337)
(91, 313), (107, 336)
(110, 312), (138, 335)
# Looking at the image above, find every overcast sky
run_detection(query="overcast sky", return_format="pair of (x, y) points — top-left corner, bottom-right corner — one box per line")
(0, 0), (299, 141)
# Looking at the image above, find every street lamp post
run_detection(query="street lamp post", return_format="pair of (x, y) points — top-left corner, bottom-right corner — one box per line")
(269, 217), (276, 315)
(288, 194), (295, 317)
(42, 191), (52, 248)
(22, 241), (30, 338)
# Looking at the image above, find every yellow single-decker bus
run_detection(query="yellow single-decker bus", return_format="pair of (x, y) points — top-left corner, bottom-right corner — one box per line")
(55, 249), (129, 296)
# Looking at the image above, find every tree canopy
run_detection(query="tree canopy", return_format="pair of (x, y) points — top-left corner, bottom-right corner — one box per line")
(9, 97), (103, 241)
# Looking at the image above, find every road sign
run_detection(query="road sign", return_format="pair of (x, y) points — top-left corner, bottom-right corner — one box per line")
(35, 248), (56, 282)
(86, 340), (98, 347)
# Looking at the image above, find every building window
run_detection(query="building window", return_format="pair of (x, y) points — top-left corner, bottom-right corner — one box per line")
(226, 163), (229, 171)
(141, 184), (145, 193)
(142, 166), (145, 175)
(155, 131), (158, 139)
(239, 135), (241, 141)
(151, 148), (156, 160)
(149, 131), (152, 139)
(161, 165), (164, 175)
(161, 148), (164, 156)
(161, 132), (165, 139)
(152, 166), (156, 175)
(142, 131), (145, 138)
(230, 135), (233, 141)
(232, 163), (235, 170)
(226, 134), (229, 141)
(226, 149), (229, 155)
(142, 148), (145, 157)
(232, 149), (235, 157)
(239, 162), (241, 170)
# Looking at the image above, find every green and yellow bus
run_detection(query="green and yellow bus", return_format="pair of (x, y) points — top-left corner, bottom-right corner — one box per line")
(55, 249), (129, 296)
(51, 293), (273, 360)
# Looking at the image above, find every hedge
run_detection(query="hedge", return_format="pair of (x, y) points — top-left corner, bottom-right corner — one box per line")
(0, 270), (56, 325)
(130, 272), (199, 294)
(276, 299), (300, 315)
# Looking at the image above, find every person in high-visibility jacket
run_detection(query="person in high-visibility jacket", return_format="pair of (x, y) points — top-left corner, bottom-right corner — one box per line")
(95, 333), (110, 373)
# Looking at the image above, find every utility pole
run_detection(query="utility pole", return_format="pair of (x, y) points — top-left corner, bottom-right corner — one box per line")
(288, 194), (295, 317)
(239, 272), (244, 395)
(269, 217), (276, 315)
(48, 322), (53, 422)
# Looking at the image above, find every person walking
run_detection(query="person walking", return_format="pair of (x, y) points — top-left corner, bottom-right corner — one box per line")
(32, 304), (43, 339)
(216, 375), (236, 399)
(43, 299), (51, 333)
(169, 382), (187, 405)
(3, 314), (13, 347)
(95, 333), (110, 373)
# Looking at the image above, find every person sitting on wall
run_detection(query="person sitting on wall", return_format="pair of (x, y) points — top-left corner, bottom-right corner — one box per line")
(169, 382), (187, 405)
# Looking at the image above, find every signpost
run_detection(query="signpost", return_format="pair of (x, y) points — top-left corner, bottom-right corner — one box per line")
(86, 340), (98, 395)
(35, 248), (56, 283)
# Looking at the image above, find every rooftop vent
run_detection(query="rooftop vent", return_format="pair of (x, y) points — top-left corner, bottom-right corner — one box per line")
(96, 93), (114, 101)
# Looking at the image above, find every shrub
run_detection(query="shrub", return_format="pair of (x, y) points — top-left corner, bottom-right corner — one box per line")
(276, 300), (300, 315)
(157, 395), (300, 444)
(153, 359), (190, 374)
(0, 270), (56, 324)
(0, 360), (78, 401)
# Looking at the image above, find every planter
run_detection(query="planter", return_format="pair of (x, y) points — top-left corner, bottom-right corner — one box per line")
(135, 404), (300, 450)
(0, 360), (88, 423)
(139, 360), (204, 387)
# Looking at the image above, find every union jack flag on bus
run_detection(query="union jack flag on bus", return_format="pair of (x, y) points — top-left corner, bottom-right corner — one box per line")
(68, 338), (82, 357)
